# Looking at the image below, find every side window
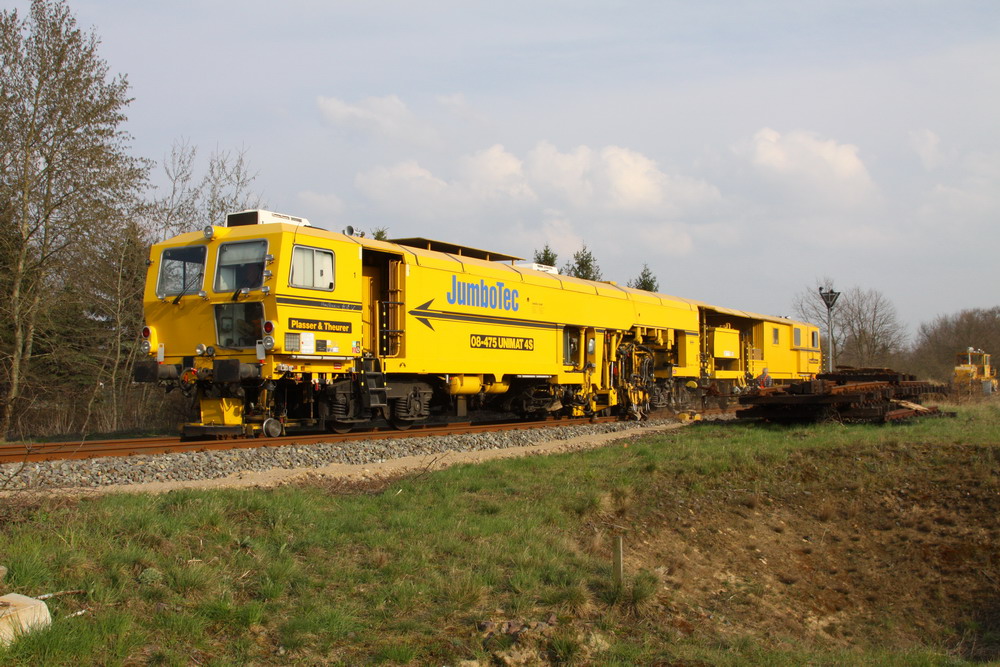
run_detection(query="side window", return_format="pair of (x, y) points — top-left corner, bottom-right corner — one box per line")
(215, 240), (267, 292)
(772, 327), (779, 345)
(563, 328), (580, 365)
(811, 331), (819, 348)
(290, 246), (335, 290)
(793, 328), (801, 347)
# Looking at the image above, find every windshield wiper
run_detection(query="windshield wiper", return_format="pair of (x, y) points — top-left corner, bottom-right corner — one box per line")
(172, 270), (204, 304)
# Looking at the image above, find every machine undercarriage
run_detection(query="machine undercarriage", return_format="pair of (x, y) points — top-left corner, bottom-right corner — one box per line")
(164, 342), (745, 439)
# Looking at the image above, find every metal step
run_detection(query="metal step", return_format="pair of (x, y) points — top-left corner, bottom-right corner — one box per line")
(360, 371), (388, 408)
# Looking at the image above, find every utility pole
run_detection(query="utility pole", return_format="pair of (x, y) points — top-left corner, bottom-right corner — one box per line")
(819, 287), (840, 373)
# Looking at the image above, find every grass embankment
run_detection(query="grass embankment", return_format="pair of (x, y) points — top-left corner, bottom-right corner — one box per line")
(1, 404), (999, 665)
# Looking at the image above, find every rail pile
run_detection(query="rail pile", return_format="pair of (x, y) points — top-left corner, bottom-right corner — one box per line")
(737, 368), (950, 423)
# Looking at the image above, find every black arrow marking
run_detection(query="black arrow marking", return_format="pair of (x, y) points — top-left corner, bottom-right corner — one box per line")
(410, 300), (436, 330)
(407, 298), (562, 331)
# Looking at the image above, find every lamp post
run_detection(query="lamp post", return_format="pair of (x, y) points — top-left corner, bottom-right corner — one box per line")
(819, 287), (840, 373)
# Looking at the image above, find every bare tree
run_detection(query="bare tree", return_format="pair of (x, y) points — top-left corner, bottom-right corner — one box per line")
(149, 139), (265, 240)
(792, 276), (841, 324)
(152, 139), (200, 239)
(0, 0), (148, 439)
(79, 215), (153, 432)
(202, 145), (264, 226)
(908, 307), (1000, 381)
(792, 276), (841, 366)
(793, 279), (907, 370)
(837, 286), (907, 368)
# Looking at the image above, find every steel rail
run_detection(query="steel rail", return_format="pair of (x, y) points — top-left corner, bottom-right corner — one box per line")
(0, 416), (625, 465)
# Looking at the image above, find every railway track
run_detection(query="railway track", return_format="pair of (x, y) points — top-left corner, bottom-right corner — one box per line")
(0, 416), (624, 465)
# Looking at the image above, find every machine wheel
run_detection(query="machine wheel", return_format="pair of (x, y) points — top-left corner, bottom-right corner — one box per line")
(329, 421), (354, 434)
(262, 418), (284, 438)
(388, 416), (414, 431)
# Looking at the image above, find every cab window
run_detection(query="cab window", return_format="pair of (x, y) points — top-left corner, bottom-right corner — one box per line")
(793, 328), (801, 346)
(157, 245), (206, 296)
(215, 240), (267, 292)
(811, 331), (819, 348)
(772, 327), (779, 345)
(290, 246), (335, 290)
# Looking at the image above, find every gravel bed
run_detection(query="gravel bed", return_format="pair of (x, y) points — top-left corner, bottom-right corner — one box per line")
(0, 419), (682, 490)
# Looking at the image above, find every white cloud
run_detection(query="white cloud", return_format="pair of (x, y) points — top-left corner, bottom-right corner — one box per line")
(909, 128), (944, 170)
(526, 142), (595, 207)
(316, 95), (437, 144)
(435, 93), (468, 111)
(353, 146), (536, 219)
(354, 160), (450, 216)
(539, 214), (583, 259)
(747, 128), (875, 206)
(525, 142), (720, 216)
(916, 150), (1000, 231)
(297, 191), (345, 219)
(600, 146), (721, 215)
(458, 144), (536, 201)
(600, 146), (666, 211)
(353, 142), (720, 232)
(636, 223), (694, 257)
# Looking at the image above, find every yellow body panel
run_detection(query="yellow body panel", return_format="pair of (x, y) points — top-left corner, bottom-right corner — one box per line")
(380, 257), (700, 379)
(710, 328), (740, 359)
(200, 398), (244, 425)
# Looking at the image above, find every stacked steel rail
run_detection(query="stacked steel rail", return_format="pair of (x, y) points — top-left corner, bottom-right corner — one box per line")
(737, 368), (950, 423)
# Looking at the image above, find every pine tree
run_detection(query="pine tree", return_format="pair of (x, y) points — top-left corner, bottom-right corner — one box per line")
(532, 244), (557, 266)
(561, 244), (603, 281)
(627, 263), (659, 292)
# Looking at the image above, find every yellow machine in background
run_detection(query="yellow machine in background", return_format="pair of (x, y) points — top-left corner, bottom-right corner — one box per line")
(134, 210), (821, 438)
(953, 348), (998, 396)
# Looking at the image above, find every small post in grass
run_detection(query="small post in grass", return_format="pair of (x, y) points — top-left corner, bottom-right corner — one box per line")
(613, 534), (624, 585)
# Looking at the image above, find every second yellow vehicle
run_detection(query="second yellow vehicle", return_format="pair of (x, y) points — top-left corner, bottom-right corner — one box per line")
(953, 348), (998, 395)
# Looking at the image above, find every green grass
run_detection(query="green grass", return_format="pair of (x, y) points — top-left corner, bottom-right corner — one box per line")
(0, 404), (997, 664)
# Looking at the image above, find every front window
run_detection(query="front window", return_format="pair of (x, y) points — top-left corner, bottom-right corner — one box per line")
(157, 245), (206, 296)
(290, 246), (335, 290)
(215, 240), (267, 293)
(772, 327), (779, 345)
(215, 302), (264, 348)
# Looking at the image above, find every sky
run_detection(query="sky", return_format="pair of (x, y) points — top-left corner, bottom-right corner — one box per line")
(14, 0), (1000, 334)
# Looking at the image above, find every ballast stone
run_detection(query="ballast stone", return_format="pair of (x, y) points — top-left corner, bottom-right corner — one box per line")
(0, 593), (52, 646)
(0, 418), (706, 489)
